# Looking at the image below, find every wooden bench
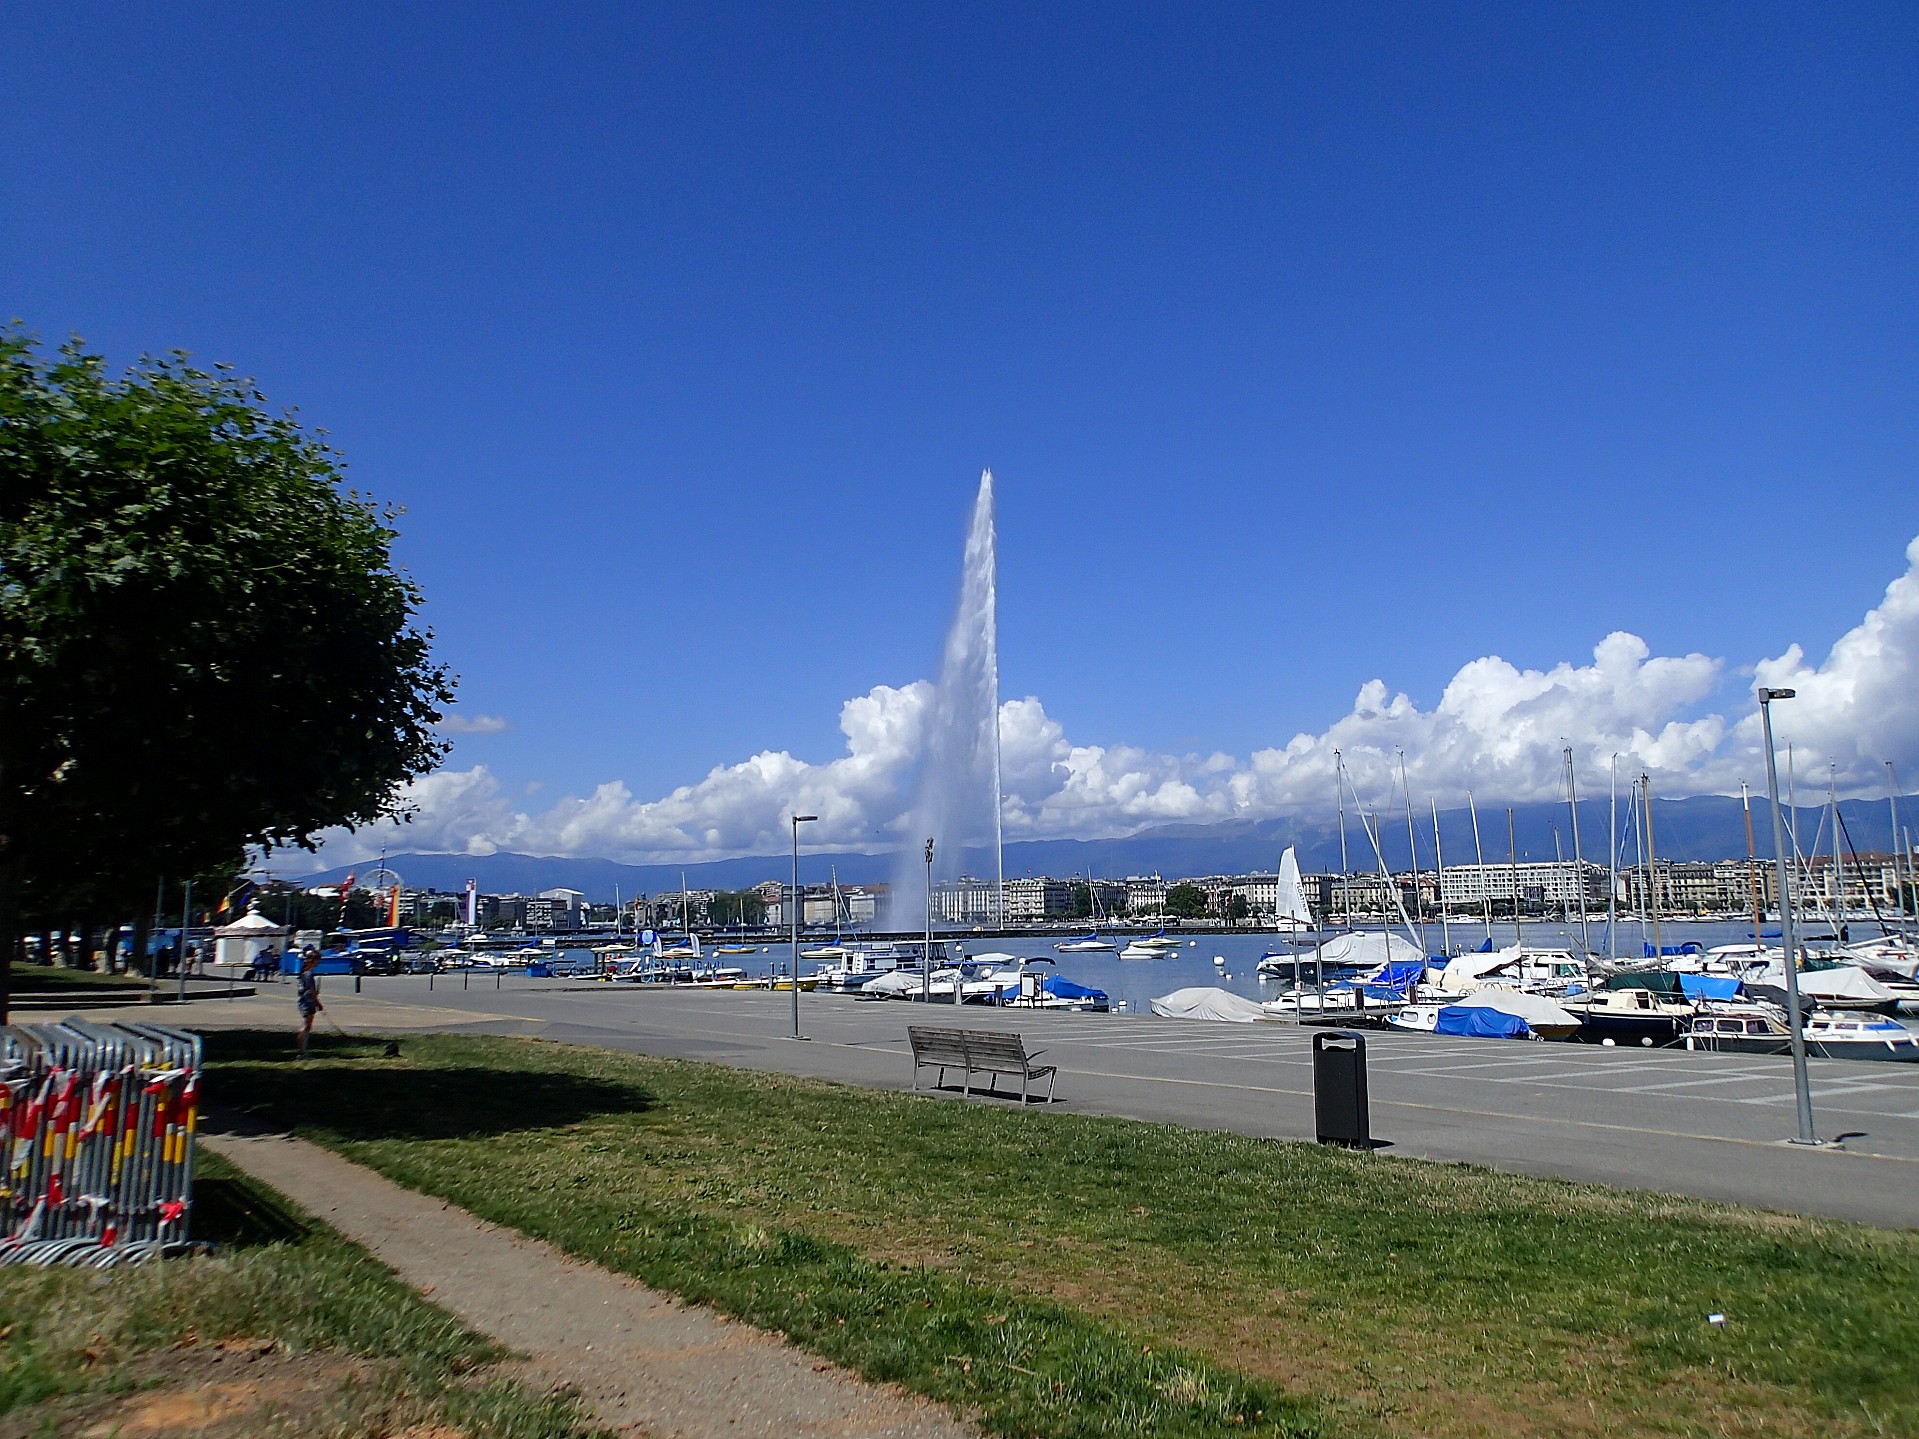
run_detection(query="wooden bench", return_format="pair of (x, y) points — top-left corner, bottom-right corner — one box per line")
(908, 1026), (1058, 1103)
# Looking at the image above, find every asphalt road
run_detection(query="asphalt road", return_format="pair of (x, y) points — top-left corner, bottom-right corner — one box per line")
(124, 975), (1919, 1229)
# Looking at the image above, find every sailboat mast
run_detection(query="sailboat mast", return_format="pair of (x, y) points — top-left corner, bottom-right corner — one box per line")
(1831, 765), (1845, 938)
(1742, 781), (1765, 940)
(1399, 749), (1422, 942)
(1565, 747), (1591, 956)
(1431, 797), (1450, 958)
(1607, 756), (1619, 965)
(1468, 790), (1492, 944)
(1508, 807), (1521, 946)
(1891, 762), (1914, 941)
(1642, 776), (1663, 962)
(1334, 750), (1351, 932)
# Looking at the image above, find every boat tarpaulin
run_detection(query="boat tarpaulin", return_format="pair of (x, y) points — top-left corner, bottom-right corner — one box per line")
(1453, 989), (1579, 1030)
(1150, 987), (1268, 1023)
(1434, 1006), (1533, 1039)
(1312, 932), (1427, 970)
(1677, 973), (1741, 1001)
(1042, 976), (1108, 1002)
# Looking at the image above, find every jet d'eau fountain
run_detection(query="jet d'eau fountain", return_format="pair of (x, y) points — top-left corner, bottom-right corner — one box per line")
(890, 470), (1004, 927)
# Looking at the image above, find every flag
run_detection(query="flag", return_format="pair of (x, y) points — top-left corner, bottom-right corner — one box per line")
(217, 878), (257, 916)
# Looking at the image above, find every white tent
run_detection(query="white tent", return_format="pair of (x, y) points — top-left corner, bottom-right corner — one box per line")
(1454, 988), (1581, 1036)
(212, 903), (289, 969)
(1149, 987), (1269, 1023)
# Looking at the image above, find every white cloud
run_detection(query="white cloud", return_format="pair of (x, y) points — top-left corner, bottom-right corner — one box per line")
(436, 712), (510, 735)
(311, 535), (1919, 867)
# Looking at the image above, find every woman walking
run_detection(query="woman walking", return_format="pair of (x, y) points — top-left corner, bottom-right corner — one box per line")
(296, 947), (324, 1058)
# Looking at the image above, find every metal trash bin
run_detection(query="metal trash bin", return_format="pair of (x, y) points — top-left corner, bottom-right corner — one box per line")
(1312, 1030), (1370, 1147)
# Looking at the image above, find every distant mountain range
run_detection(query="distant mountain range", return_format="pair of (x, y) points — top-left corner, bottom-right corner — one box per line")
(290, 793), (1918, 902)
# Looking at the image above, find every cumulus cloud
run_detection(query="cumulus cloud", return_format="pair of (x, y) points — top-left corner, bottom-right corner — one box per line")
(312, 535), (1919, 866)
(436, 712), (511, 735)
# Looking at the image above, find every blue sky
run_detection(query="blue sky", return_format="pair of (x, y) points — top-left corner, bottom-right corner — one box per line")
(7, 6), (1917, 863)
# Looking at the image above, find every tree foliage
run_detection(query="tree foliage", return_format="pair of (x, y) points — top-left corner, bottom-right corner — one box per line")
(706, 890), (767, 927)
(1164, 882), (1208, 919)
(0, 331), (454, 932)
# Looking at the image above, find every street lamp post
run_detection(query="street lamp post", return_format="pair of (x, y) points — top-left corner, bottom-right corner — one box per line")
(923, 839), (935, 1004)
(790, 814), (817, 1039)
(1759, 688), (1818, 1145)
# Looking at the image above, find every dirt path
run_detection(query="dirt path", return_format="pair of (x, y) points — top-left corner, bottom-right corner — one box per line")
(202, 1130), (975, 1439)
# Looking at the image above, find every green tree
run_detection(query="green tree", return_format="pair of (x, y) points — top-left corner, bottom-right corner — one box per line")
(1068, 882), (1093, 920)
(0, 331), (454, 1015)
(707, 891), (767, 927)
(1164, 883), (1207, 919)
(1224, 891), (1251, 924)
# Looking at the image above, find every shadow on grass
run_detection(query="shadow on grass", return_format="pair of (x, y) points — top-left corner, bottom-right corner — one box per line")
(203, 1030), (652, 1142)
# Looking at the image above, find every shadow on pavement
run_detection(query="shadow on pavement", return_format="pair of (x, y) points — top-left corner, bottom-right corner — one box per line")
(200, 1030), (653, 1142)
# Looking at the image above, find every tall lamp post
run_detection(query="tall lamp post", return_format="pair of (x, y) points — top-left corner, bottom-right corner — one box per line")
(790, 814), (817, 1040)
(923, 839), (935, 1004)
(1758, 688), (1818, 1145)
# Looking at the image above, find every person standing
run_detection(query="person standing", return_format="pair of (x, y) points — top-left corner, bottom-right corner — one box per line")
(296, 947), (324, 1059)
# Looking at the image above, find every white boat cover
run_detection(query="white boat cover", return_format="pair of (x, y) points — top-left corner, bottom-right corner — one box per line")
(862, 970), (924, 997)
(1274, 847), (1315, 927)
(1150, 986), (1269, 1023)
(1438, 946), (1523, 992)
(1312, 931), (1426, 970)
(1454, 989), (1580, 1030)
(1794, 967), (1897, 1003)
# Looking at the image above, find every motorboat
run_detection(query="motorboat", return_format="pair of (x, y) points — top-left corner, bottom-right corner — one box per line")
(1056, 932), (1117, 953)
(1559, 987), (1693, 1047)
(1119, 942), (1170, 959)
(1449, 988), (1583, 1039)
(1802, 1012), (1919, 1061)
(1386, 1003), (1444, 1033)
(1258, 930), (1425, 976)
(1683, 1005), (1795, 1055)
(800, 944), (849, 961)
(1011, 973), (1110, 1012)
(1433, 946), (1591, 996)
(1260, 985), (1374, 1019)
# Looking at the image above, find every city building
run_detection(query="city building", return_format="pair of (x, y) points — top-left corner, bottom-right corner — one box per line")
(1438, 860), (1610, 912)
(1003, 876), (1073, 922)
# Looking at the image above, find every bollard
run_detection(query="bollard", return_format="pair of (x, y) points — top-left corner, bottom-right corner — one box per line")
(355, 971), (362, 993)
(1312, 1031), (1371, 1147)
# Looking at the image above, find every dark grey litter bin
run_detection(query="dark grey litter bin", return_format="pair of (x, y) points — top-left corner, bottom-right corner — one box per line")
(1312, 1030), (1370, 1147)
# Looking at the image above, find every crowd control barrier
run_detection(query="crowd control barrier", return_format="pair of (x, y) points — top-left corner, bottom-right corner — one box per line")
(0, 1021), (203, 1266)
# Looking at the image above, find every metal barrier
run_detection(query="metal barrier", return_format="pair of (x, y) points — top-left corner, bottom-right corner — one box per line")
(0, 1022), (202, 1265)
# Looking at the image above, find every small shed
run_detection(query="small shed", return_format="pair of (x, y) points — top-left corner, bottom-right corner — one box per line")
(212, 903), (290, 970)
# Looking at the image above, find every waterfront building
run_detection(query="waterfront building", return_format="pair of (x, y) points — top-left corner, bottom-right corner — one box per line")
(1125, 876), (1167, 918)
(934, 876), (999, 925)
(1004, 876), (1074, 922)
(1439, 860), (1609, 912)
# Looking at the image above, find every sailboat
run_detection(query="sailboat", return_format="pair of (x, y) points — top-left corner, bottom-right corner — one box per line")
(801, 867), (849, 960)
(1270, 846), (1318, 941)
(1058, 871), (1118, 950)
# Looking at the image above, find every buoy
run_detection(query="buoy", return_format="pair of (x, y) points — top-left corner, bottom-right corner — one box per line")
(1641, 1036), (1654, 1047)
(1601, 1037), (1616, 1047)
(1213, 955), (1226, 967)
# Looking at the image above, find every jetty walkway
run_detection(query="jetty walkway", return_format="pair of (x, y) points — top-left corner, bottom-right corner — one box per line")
(72, 977), (1919, 1228)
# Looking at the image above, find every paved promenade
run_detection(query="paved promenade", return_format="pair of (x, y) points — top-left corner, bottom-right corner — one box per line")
(77, 976), (1919, 1228)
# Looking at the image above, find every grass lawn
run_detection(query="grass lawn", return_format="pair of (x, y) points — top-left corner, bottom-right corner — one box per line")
(209, 1030), (1919, 1439)
(0, 1148), (600, 1438)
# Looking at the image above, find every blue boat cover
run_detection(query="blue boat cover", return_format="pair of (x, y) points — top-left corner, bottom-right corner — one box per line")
(1434, 1006), (1532, 1039)
(1372, 961), (1426, 990)
(1677, 973), (1741, 1001)
(1043, 976), (1108, 1001)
